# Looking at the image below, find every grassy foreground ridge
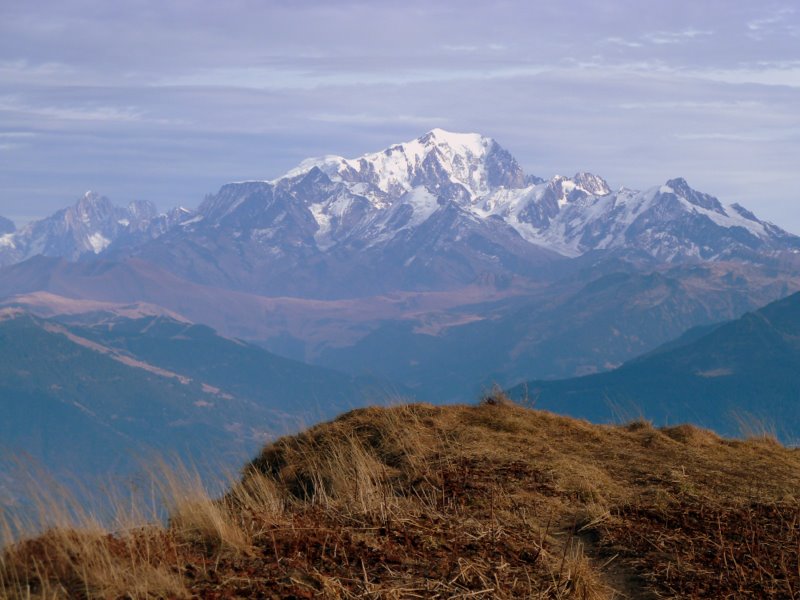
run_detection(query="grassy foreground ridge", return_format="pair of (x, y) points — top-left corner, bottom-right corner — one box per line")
(2, 400), (800, 598)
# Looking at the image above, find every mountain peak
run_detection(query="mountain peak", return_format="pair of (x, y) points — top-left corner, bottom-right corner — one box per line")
(663, 177), (724, 213)
(0, 191), (183, 266)
(126, 199), (158, 220)
(270, 129), (531, 200)
(275, 129), (517, 199)
(572, 172), (611, 196)
(73, 192), (114, 222)
(416, 129), (530, 189)
(664, 177), (691, 194)
(418, 128), (492, 154)
(76, 190), (111, 208)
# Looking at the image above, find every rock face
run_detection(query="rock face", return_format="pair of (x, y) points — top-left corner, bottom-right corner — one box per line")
(3, 130), (798, 297)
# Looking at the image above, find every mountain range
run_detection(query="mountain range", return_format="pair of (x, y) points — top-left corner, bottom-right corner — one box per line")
(2, 128), (800, 448)
(0, 305), (388, 506)
(0, 193), (188, 266)
(315, 260), (799, 401)
(508, 291), (800, 441)
(2, 129), (798, 298)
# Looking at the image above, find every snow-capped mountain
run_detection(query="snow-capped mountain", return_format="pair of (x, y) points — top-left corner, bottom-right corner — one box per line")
(5, 130), (798, 297)
(470, 174), (797, 261)
(126, 129), (797, 297)
(224, 128), (797, 263)
(128, 130), (566, 296)
(0, 192), (194, 267)
(280, 128), (528, 201)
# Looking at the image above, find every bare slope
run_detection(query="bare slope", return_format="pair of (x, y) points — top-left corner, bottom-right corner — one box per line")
(3, 401), (800, 598)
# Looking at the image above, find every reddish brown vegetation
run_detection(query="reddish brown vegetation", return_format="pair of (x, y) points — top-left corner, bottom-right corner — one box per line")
(3, 402), (800, 598)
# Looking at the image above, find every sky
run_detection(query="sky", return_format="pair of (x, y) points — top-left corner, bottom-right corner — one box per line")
(1, 0), (799, 231)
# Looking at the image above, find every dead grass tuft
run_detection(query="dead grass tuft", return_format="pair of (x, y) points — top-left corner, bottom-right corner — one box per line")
(154, 460), (254, 554)
(623, 417), (654, 432)
(0, 526), (187, 599)
(733, 411), (780, 443)
(480, 384), (517, 407)
(660, 423), (720, 445)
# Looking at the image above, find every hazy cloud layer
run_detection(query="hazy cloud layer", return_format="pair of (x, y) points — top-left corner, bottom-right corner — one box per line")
(1, 0), (799, 230)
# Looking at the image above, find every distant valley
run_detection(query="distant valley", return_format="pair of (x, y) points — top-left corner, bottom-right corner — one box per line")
(0, 306), (386, 505)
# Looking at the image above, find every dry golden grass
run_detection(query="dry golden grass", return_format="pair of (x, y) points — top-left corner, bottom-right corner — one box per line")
(3, 401), (800, 598)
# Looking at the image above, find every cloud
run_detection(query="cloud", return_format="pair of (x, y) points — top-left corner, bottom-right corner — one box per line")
(154, 63), (555, 90)
(442, 43), (507, 53)
(567, 59), (800, 90)
(0, 131), (37, 138)
(672, 131), (790, 143)
(603, 28), (713, 50)
(0, 101), (144, 123)
(691, 61), (800, 88)
(641, 29), (713, 45)
(0, 95), (189, 125)
(602, 37), (643, 48)
(0, 59), (78, 80)
(0, 131), (36, 153)
(747, 8), (798, 40)
(618, 100), (764, 111)
(442, 45), (480, 53)
(309, 113), (447, 125)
